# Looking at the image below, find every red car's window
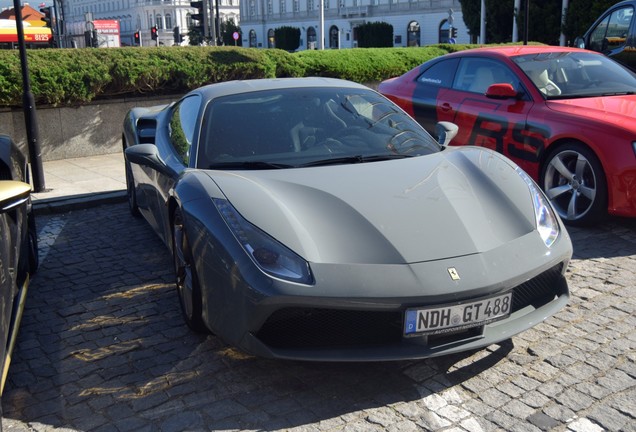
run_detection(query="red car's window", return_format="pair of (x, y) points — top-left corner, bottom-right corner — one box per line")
(416, 58), (459, 88)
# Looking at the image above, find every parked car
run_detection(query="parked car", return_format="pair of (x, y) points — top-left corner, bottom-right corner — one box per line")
(123, 77), (572, 361)
(379, 45), (636, 226)
(0, 135), (38, 401)
(575, 0), (636, 71)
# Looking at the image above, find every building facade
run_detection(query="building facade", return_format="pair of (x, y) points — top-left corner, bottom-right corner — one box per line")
(239, 0), (467, 50)
(61, 0), (240, 47)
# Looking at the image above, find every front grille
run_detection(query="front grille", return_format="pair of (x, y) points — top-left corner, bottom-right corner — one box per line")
(511, 263), (565, 312)
(255, 263), (566, 350)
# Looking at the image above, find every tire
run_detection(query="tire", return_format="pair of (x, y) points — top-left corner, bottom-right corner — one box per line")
(125, 161), (141, 218)
(541, 142), (607, 226)
(172, 208), (208, 333)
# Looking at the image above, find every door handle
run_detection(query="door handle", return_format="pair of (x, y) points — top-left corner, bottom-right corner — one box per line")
(440, 103), (452, 112)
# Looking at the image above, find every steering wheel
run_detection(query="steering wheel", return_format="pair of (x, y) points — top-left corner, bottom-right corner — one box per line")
(320, 138), (347, 153)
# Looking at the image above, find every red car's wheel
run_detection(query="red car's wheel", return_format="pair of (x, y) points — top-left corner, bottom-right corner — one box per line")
(541, 143), (607, 226)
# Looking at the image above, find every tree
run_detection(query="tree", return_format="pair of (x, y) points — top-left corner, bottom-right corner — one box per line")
(274, 26), (301, 51)
(357, 22), (393, 48)
(188, 26), (206, 46)
(220, 19), (242, 46)
(563, 0), (623, 44)
(458, 0), (623, 46)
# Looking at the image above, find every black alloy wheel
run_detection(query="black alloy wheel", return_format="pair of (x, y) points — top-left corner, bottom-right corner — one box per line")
(172, 208), (207, 333)
(124, 161), (141, 218)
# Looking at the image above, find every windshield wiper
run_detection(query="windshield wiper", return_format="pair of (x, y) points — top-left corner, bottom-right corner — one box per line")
(300, 154), (412, 167)
(208, 161), (293, 170)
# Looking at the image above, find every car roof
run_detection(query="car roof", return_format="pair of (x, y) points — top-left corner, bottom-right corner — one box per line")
(193, 77), (370, 100)
(448, 45), (596, 59)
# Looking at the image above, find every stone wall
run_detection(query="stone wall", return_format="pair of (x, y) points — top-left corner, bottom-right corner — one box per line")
(0, 95), (178, 162)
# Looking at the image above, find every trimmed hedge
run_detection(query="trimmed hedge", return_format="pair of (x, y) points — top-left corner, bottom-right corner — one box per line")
(0, 44), (482, 107)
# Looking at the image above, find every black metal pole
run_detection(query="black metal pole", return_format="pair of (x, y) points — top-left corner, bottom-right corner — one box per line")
(523, 0), (529, 45)
(13, 0), (46, 192)
(215, 0), (221, 45)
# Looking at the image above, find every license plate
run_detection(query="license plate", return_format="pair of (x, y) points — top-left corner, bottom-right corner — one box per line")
(404, 292), (513, 336)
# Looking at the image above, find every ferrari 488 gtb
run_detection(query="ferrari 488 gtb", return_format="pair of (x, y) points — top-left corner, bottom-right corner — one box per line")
(123, 78), (572, 361)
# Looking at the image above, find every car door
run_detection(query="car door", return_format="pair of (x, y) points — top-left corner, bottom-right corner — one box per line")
(143, 94), (202, 245)
(409, 57), (460, 137)
(586, 2), (636, 71)
(437, 57), (545, 176)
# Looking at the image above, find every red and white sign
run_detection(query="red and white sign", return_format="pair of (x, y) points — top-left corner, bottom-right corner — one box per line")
(93, 19), (121, 47)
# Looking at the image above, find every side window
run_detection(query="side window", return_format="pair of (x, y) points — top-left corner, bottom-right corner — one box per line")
(590, 6), (634, 52)
(453, 58), (519, 94)
(416, 58), (459, 88)
(169, 95), (201, 165)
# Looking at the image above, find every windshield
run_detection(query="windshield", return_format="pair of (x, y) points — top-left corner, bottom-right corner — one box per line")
(512, 51), (636, 99)
(197, 87), (439, 169)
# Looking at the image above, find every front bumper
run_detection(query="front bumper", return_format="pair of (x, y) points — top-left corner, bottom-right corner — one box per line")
(239, 262), (568, 361)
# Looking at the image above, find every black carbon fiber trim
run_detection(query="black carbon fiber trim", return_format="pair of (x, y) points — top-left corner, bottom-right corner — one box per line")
(255, 263), (566, 350)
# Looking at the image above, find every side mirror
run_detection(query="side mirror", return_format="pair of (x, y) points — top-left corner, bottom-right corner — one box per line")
(485, 83), (518, 99)
(0, 181), (31, 212)
(436, 121), (459, 148)
(125, 144), (171, 176)
(574, 36), (585, 49)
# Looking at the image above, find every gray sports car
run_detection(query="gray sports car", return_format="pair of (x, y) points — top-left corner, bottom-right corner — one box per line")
(123, 77), (572, 362)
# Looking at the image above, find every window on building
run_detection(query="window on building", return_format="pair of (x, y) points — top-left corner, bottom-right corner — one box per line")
(329, 25), (338, 48)
(407, 21), (420, 47)
(280, 0), (286, 14)
(249, 29), (257, 47)
(268, 28), (275, 47)
(307, 26), (316, 49)
(293, 0), (299, 12)
(439, 19), (449, 43)
(308, 0), (315, 11)
(156, 14), (163, 30)
(186, 13), (193, 28)
(165, 13), (172, 29)
(267, 0), (273, 15)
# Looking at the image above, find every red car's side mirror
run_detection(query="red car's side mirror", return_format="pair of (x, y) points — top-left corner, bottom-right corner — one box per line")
(485, 83), (518, 99)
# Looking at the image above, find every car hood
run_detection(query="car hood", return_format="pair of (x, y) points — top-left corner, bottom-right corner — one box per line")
(207, 148), (537, 265)
(546, 95), (636, 126)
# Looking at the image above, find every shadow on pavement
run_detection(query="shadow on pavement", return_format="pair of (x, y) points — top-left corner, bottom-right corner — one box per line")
(2, 203), (518, 431)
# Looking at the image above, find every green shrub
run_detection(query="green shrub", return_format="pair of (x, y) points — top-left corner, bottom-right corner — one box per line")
(296, 46), (450, 82)
(0, 44), (489, 107)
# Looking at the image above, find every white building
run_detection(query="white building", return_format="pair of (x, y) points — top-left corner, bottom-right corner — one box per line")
(239, 0), (467, 50)
(60, 0), (240, 47)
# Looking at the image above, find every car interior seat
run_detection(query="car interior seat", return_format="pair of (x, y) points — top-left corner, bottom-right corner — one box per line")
(528, 69), (562, 97)
(469, 67), (496, 94)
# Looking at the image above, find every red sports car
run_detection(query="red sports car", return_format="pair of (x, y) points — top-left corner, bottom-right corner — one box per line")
(379, 46), (636, 225)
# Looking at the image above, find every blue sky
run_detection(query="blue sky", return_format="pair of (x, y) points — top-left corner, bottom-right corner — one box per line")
(1, 1), (53, 12)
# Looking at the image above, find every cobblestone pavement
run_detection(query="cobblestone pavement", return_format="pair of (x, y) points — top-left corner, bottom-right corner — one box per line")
(2, 203), (635, 432)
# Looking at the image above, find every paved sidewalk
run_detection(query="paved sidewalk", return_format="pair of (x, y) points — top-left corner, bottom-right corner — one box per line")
(31, 152), (127, 214)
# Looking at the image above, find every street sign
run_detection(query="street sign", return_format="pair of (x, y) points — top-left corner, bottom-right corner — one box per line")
(232, 31), (239, 41)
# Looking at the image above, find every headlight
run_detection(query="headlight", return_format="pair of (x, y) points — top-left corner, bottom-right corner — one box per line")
(213, 198), (313, 284)
(515, 167), (560, 248)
